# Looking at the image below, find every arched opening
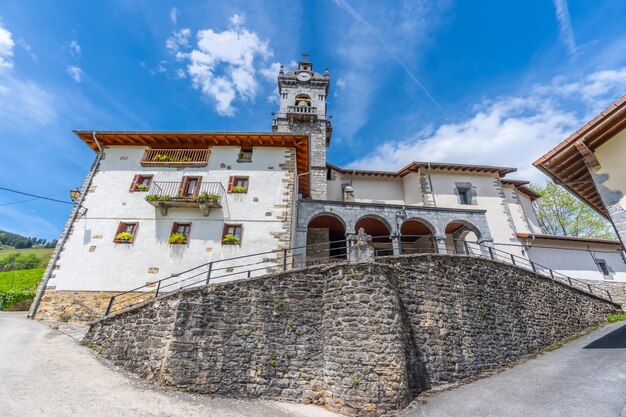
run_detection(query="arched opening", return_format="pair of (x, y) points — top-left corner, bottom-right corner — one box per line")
(306, 214), (346, 262)
(295, 94), (311, 107)
(400, 219), (436, 254)
(355, 216), (392, 256)
(445, 221), (481, 255)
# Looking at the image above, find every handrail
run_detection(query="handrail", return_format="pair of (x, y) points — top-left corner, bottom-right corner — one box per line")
(103, 234), (616, 316)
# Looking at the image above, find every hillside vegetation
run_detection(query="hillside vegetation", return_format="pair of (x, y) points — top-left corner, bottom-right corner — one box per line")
(0, 230), (55, 310)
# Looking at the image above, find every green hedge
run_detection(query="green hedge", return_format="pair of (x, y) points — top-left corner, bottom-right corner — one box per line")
(0, 289), (36, 310)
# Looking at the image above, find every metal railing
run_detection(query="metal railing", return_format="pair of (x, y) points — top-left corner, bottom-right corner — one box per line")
(147, 181), (225, 203)
(102, 234), (616, 317)
(141, 148), (210, 166)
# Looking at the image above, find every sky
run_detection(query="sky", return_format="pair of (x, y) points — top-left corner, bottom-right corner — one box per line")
(1, 0), (626, 240)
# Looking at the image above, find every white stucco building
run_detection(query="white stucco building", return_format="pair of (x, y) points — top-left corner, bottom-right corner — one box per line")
(31, 60), (626, 320)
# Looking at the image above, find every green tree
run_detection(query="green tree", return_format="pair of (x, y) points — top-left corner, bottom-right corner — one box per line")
(530, 181), (615, 239)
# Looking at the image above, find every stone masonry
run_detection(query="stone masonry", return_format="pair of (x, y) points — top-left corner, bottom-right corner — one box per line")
(84, 255), (621, 416)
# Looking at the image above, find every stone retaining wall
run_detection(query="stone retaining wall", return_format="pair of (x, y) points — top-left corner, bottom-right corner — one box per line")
(84, 254), (621, 416)
(577, 278), (626, 308)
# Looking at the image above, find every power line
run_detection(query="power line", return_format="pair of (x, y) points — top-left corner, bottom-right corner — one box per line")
(0, 191), (68, 207)
(0, 186), (74, 206)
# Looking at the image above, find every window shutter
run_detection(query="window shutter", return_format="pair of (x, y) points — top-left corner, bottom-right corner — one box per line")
(129, 175), (139, 192)
(228, 176), (235, 192)
(195, 177), (202, 196)
(239, 224), (243, 244)
(178, 176), (189, 196)
(222, 223), (229, 238)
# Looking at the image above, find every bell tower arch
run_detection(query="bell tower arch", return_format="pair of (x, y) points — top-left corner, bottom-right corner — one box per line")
(272, 59), (332, 199)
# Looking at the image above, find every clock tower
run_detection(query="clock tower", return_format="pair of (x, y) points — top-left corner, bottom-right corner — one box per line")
(273, 59), (332, 200)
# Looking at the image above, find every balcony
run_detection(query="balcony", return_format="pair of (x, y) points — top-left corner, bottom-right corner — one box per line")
(286, 105), (318, 121)
(141, 149), (210, 167)
(145, 181), (225, 216)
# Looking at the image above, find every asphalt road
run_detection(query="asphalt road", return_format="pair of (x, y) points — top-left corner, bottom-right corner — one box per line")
(402, 321), (626, 417)
(0, 312), (339, 417)
(1, 312), (625, 417)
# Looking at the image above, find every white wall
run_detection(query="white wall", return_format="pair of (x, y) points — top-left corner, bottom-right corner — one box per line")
(428, 171), (517, 246)
(401, 173), (423, 205)
(526, 239), (626, 282)
(49, 145), (294, 291)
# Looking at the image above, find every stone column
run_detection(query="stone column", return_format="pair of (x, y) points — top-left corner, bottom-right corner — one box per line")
(391, 235), (402, 255)
(434, 236), (447, 254)
(477, 238), (494, 258)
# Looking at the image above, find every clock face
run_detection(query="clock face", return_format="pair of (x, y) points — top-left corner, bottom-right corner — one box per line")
(297, 72), (311, 82)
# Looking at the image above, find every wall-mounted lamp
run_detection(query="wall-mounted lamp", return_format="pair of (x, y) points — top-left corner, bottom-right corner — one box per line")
(69, 188), (81, 202)
(70, 188), (88, 216)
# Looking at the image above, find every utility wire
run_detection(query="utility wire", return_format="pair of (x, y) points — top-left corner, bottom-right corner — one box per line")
(0, 191), (68, 207)
(0, 186), (74, 206)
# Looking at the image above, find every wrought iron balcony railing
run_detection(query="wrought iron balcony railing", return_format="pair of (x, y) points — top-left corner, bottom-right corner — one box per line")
(145, 181), (225, 216)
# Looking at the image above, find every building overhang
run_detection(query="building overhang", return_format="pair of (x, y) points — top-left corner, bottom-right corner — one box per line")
(74, 130), (311, 197)
(533, 94), (626, 218)
(327, 161), (517, 178)
(516, 232), (622, 248)
(501, 179), (541, 200)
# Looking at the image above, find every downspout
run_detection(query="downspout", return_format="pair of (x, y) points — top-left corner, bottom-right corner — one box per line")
(28, 131), (104, 318)
(427, 162), (437, 207)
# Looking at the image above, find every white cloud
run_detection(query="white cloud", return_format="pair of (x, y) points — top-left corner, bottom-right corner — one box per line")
(0, 22), (55, 128)
(166, 28), (191, 53)
(170, 7), (178, 25)
(68, 40), (81, 58)
(330, 0), (449, 141)
(66, 65), (83, 82)
(347, 68), (626, 182)
(553, 0), (577, 56)
(170, 15), (273, 116)
(176, 68), (186, 79)
(260, 62), (281, 82)
(0, 20), (15, 69)
(0, 72), (56, 128)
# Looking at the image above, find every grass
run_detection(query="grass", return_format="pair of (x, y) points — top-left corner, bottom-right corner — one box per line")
(607, 313), (626, 323)
(0, 268), (45, 291)
(0, 246), (53, 259)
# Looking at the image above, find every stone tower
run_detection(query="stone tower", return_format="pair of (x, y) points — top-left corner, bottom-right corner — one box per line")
(273, 60), (332, 200)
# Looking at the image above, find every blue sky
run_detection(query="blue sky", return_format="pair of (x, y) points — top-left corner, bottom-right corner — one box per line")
(1, 0), (626, 240)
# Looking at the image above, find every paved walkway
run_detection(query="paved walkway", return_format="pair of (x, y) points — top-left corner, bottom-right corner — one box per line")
(0, 312), (339, 417)
(2, 312), (625, 417)
(402, 321), (626, 417)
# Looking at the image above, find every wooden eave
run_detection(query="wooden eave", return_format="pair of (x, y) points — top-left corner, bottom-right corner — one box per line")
(533, 94), (626, 218)
(516, 232), (621, 247)
(501, 179), (541, 200)
(75, 131), (311, 197)
(327, 161), (516, 179)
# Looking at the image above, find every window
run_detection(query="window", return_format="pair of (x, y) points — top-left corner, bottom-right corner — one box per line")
(222, 224), (242, 245)
(178, 176), (202, 197)
(129, 174), (153, 192)
(238, 147), (253, 162)
(114, 222), (138, 243)
(596, 259), (610, 277)
(457, 187), (472, 205)
(169, 222), (191, 245)
(228, 176), (249, 193)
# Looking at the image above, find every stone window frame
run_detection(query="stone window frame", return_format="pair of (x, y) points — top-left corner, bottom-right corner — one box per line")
(237, 147), (253, 163)
(454, 182), (477, 205)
